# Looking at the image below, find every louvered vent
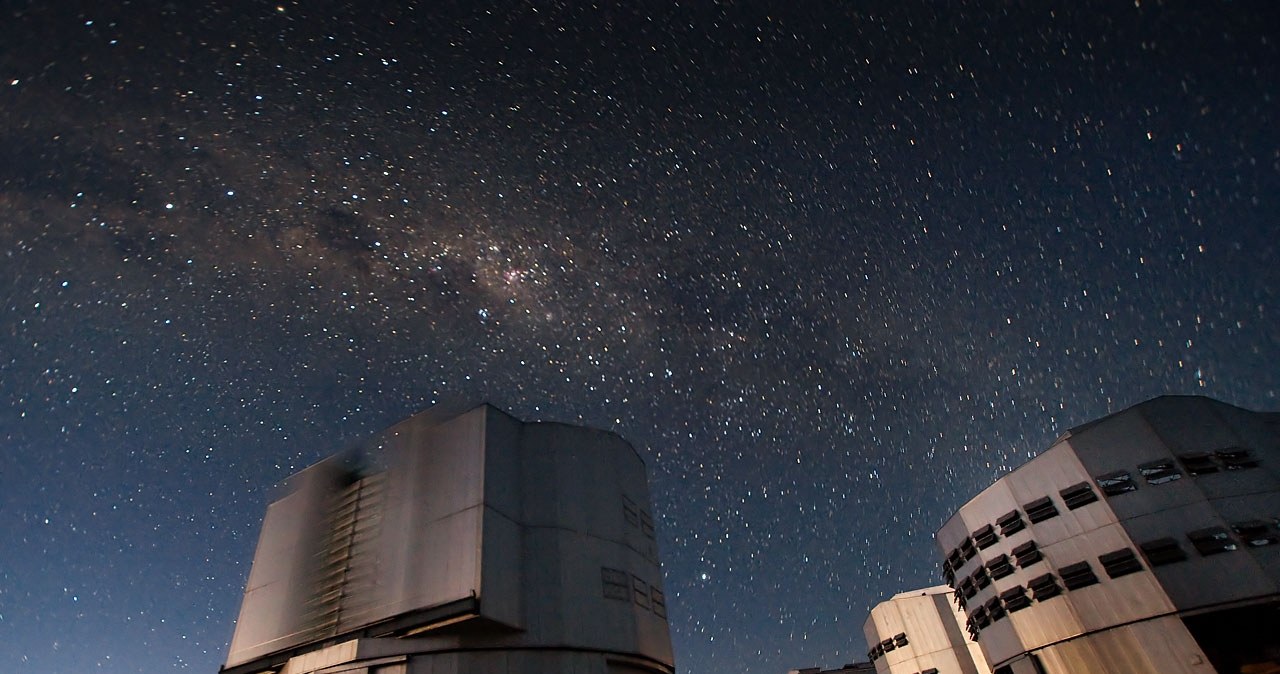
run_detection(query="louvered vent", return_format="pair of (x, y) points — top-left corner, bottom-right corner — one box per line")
(307, 472), (385, 638)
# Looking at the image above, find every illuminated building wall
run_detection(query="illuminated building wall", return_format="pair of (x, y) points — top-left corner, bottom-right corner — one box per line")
(935, 395), (1280, 674)
(863, 585), (990, 674)
(222, 403), (673, 674)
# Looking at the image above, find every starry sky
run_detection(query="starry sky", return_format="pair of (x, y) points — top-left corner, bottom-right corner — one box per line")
(1, 1), (1277, 672)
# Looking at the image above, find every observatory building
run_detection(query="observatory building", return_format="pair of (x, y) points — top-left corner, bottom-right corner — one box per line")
(220, 403), (674, 674)
(933, 395), (1280, 674)
(862, 585), (990, 674)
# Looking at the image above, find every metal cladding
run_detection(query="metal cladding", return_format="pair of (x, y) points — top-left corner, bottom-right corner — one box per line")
(933, 395), (1280, 674)
(862, 586), (990, 674)
(222, 403), (673, 674)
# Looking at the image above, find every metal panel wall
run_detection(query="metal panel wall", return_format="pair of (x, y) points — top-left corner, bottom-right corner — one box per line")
(224, 403), (675, 674)
(227, 459), (352, 666)
(863, 586), (987, 674)
(933, 396), (1280, 674)
(371, 407), (488, 626)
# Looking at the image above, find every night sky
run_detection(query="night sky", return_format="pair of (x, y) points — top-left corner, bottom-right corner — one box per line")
(2, 2), (1278, 672)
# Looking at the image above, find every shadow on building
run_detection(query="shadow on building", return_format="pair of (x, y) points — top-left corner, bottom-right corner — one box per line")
(220, 403), (674, 674)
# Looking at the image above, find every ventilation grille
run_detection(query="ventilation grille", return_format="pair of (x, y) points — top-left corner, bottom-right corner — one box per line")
(307, 473), (385, 638)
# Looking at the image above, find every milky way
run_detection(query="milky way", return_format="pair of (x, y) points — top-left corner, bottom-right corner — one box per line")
(2, 2), (1277, 672)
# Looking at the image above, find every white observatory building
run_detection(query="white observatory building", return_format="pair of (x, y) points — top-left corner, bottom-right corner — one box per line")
(220, 403), (674, 674)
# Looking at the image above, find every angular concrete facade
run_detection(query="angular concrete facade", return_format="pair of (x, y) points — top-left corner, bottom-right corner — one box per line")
(935, 395), (1280, 674)
(222, 403), (673, 674)
(863, 586), (990, 674)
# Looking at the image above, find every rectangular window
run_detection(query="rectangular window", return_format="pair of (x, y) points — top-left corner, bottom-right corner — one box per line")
(1188, 527), (1238, 556)
(959, 576), (977, 599)
(632, 575), (649, 607)
(602, 567), (630, 601)
(954, 589), (967, 611)
(995, 655), (1048, 674)
(1096, 470), (1137, 496)
(1216, 447), (1259, 470)
(1139, 537), (1188, 566)
(1012, 540), (1042, 568)
(972, 605), (991, 628)
(640, 511), (655, 539)
(960, 536), (977, 561)
(942, 559), (957, 587)
(967, 614), (981, 641)
(1001, 586), (1032, 612)
(987, 554), (1015, 580)
(997, 509), (1026, 536)
(1060, 482), (1099, 510)
(880, 638), (895, 653)
(971, 565), (991, 590)
(1027, 573), (1061, 601)
(1059, 561), (1099, 590)
(985, 596), (1006, 622)
(972, 524), (999, 549)
(1024, 496), (1059, 523)
(972, 603), (993, 629)
(1232, 520), (1278, 547)
(622, 497), (639, 527)
(1138, 459), (1182, 485)
(650, 585), (667, 618)
(893, 632), (908, 647)
(1179, 453), (1219, 476)
(947, 547), (964, 571)
(1099, 548), (1143, 578)
(922, 669), (939, 674)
